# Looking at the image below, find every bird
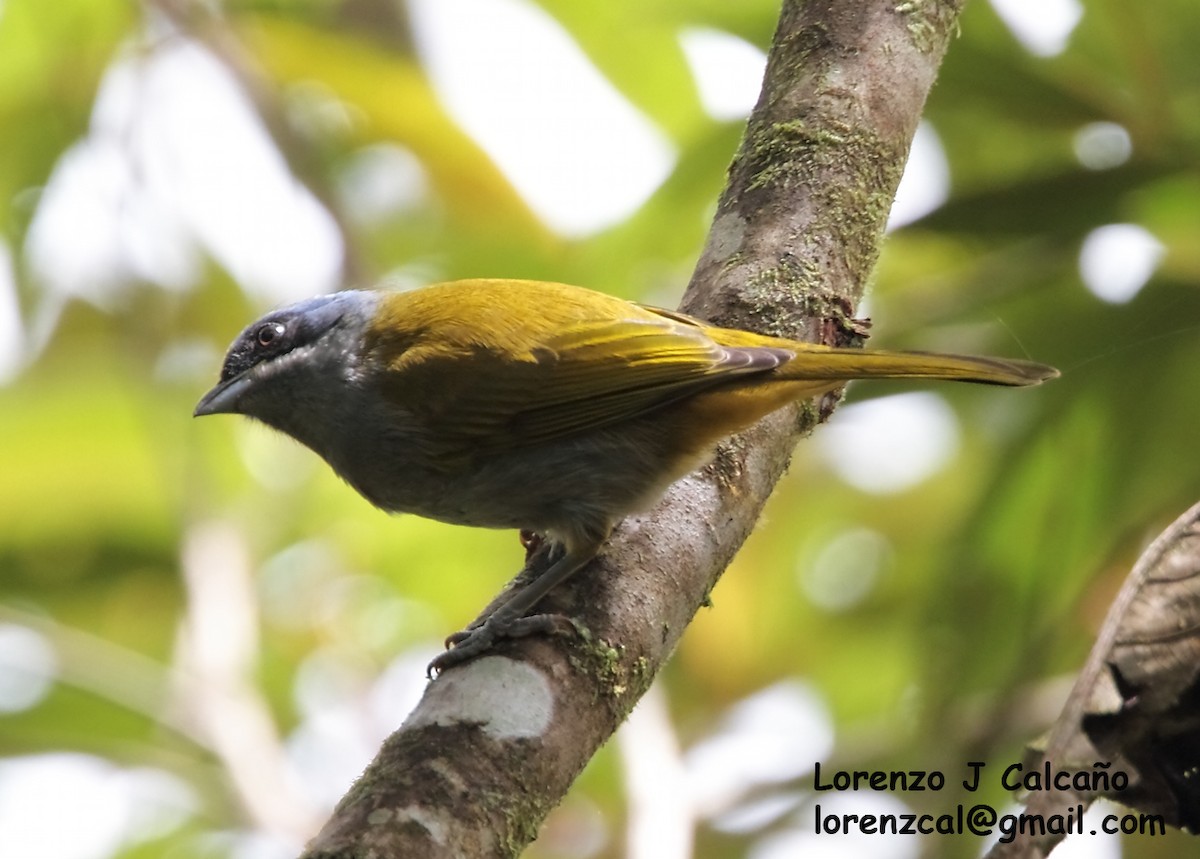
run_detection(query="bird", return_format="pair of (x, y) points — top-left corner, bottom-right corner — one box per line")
(195, 278), (1057, 673)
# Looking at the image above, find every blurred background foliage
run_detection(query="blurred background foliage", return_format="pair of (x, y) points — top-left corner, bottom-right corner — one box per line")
(1, 0), (1198, 857)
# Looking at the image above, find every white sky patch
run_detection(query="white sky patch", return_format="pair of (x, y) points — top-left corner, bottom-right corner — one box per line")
(618, 686), (691, 859)
(127, 42), (342, 303)
(987, 0), (1083, 57)
(818, 392), (960, 494)
(1041, 801), (1123, 859)
(286, 646), (380, 809)
(0, 241), (23, 383)
(407, 0), (675, 237)
(199, 830), (299, 859)
(751, 794), (919, 859)
(800, 527), (893, 612)
(337, 143), (429, 224)
(1073, 122), (1132, 171)
(25, 136), (172, 305)
(25, 39), (343, 308)
(710, 791), (804, 835)
(370, 644), (446, 732)
(1079, 223), (1164, 304)
(0, 756), (195, 859)
(679, 27), (766, 121)
(0, 624), (57, 713)
(887, 121), (949, 230)
(685, 681), (834, 817)
(977, 801), (1122, 859)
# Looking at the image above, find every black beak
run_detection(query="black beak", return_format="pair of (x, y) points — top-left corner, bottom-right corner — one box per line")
(194, 375), (252, 417)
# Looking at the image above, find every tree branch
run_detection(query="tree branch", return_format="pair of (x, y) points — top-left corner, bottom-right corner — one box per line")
(984, 499), (1200, 859)
(300, 1), (964, 856)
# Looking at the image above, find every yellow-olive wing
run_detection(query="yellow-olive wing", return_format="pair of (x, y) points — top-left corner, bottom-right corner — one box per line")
(368, 295), (789, 460)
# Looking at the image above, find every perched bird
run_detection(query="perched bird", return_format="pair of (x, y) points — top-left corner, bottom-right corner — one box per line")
(195, 279), (1057, 672)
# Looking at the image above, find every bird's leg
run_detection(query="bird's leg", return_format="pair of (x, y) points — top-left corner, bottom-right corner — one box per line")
(427, 537), (601, 676)
(449, 537), (559, 636)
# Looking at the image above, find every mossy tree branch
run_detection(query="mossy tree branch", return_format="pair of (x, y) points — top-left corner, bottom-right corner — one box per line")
(299, 1), (965, 856)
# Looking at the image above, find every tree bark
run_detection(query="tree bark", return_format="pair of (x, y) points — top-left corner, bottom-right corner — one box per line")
(300, 1), (965, 856)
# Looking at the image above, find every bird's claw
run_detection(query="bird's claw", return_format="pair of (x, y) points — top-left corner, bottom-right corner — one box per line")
(427, 613), (579, 677)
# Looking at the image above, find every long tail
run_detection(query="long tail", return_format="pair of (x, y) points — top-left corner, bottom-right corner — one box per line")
(776, 346), (1059, 387)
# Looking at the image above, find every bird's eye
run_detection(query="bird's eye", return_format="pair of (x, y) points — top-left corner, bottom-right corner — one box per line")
(256, 322), (285, 347)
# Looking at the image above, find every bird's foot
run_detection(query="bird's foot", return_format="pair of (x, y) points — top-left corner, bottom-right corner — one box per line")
(426, 613), (578, 677)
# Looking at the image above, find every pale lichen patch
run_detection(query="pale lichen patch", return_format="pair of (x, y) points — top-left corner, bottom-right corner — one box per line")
(411, 656), (555, 740)
(395, 805), (449, 844)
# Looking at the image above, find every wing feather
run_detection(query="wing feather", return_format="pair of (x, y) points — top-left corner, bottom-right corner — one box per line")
(369, 292), (790, 459)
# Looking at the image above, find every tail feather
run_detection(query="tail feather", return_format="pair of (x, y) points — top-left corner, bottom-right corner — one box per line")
(775, 347), (1059, 387)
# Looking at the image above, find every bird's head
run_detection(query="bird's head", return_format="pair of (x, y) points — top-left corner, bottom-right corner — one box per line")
(195, 290), (379, 436)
